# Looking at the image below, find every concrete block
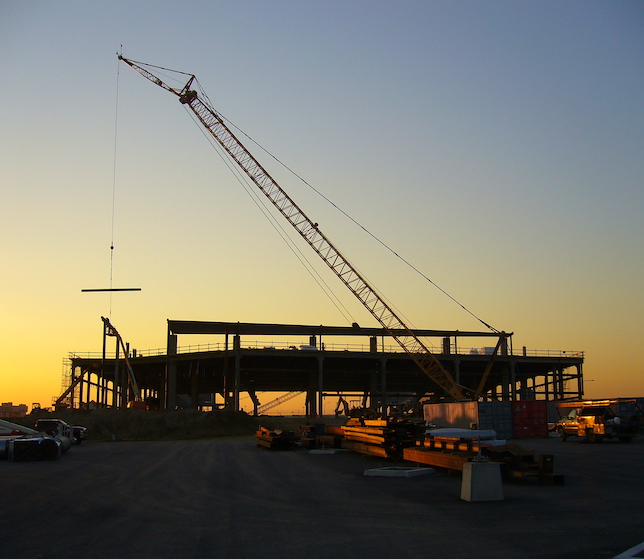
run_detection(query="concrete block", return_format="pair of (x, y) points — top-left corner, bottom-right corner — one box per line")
(308, 448), (349, 454)
(460, 461), (504, 502)
(364, 466), (435, 477)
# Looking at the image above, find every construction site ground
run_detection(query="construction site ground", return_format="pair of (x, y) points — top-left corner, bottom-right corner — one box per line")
(2, 421), (643, 559)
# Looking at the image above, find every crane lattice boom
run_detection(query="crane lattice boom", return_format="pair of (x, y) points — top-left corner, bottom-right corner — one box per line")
(118, 55), (467, 401)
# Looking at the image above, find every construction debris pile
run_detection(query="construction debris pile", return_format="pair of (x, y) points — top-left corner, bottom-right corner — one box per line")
(257, 417), (564, 485)
(405, 429), (563, 484)
(13, 408), (258, 442)
(340, 417), (424, 458)
(255, 426), (296, 450)
(256, 423), (341, 450)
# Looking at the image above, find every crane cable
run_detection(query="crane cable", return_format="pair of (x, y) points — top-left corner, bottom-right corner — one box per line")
(183, 106), (358, 326)
(187, 82), (424, 334)
(196, 80), (500, 334)
(109, 55), (121, 317)
(192, 79), (424, 334)
(119, 60), (499, 334)
(116, 60), (360, 325)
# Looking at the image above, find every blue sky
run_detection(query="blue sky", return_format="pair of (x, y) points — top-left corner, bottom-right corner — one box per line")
(1, 1), (643, 409)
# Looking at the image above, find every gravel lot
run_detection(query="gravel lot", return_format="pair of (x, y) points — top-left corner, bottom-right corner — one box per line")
(1, 434), (643, 559)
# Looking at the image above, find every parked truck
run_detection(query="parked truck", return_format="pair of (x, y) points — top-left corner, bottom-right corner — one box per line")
(556, 400), (640, 443)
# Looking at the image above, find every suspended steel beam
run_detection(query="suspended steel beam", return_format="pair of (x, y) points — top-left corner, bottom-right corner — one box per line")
(82, 288), (141, 292)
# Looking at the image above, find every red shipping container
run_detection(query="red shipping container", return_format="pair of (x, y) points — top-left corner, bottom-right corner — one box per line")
(512, 400), (548, 439)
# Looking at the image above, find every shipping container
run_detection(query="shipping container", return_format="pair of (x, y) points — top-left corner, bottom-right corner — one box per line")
(423, 401), (514, 440)
(478, 401), (514, 440)
(423, 401), (477, 430)
(512, 400), (548, 439)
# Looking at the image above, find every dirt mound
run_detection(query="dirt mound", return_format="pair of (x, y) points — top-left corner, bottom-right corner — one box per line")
(14, 409), (260, 441)
(255, 416), (346, 432)
(11, 410), (349, 442)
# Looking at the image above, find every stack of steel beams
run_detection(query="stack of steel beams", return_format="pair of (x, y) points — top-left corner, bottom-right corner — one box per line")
(341, 418), (424, 459)
(255, 426), (295, 450)
(404, 433), (564, 484)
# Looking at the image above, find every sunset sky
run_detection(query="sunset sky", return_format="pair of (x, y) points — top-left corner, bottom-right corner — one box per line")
(1, 1), (642, 413)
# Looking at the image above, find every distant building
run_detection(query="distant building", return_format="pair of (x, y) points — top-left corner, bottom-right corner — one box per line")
(0, 402), (28, 419)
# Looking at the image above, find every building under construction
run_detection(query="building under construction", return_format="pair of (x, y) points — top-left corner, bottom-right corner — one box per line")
(59, 319), (585, 415)
(58, 59), (585, 415)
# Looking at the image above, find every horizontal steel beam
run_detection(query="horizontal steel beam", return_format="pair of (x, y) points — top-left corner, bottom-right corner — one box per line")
(167, 319), (504, 338)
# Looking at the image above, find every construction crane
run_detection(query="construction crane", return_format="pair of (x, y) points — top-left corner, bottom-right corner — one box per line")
(257, 391), (306, 415)
(118, 55), (470, 402)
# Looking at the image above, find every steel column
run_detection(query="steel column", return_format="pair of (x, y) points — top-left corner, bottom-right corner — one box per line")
(165, 333), (178, 410)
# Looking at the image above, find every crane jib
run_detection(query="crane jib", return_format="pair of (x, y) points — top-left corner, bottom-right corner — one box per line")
(119, 55), (468, 401)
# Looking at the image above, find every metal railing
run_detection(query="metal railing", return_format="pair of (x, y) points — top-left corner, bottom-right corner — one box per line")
(69, 343), (583, 361)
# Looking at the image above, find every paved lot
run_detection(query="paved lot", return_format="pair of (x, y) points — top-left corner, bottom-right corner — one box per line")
(1, 434), (643, 558)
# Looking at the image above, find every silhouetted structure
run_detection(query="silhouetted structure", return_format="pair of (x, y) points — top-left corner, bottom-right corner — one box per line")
(60, 320), (584, 414)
